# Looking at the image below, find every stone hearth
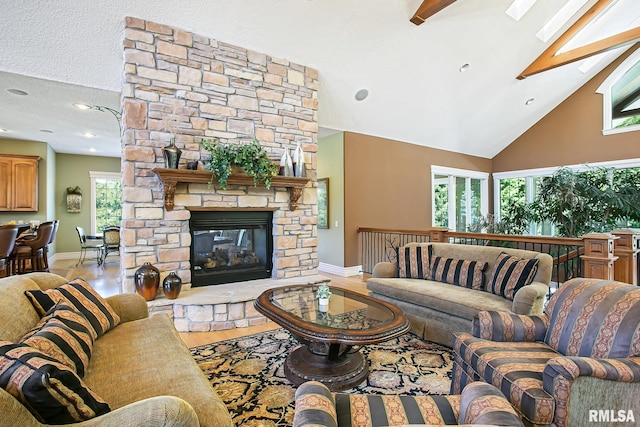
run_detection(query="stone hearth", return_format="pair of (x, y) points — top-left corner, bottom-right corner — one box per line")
(147, 275), (329, 332)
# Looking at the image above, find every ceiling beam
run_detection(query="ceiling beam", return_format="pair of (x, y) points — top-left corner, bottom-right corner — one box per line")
(517, 0), (640, 79)
(519, 29), (640, 79)
(410, 0), (457, 26)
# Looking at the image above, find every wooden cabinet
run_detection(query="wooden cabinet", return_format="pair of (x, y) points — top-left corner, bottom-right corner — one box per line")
(0, 154), (40, 211)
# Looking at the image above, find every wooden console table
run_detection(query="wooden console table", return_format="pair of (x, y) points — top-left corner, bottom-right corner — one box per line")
(152, 168), (310, 211)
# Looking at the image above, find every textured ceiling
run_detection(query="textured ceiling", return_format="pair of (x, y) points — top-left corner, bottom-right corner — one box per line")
(0, 0), (634, 159)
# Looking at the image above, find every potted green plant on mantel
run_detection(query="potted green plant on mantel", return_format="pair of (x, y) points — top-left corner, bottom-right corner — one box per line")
(200, 138), (279, 190)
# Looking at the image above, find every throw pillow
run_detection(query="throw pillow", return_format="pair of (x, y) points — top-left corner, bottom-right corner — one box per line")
(24, 278), (120, 338)
(0, 341), (110, 424)
(21, 302), (94, 377)
(397, 245), (430, 279)
(430, 256), (488, 290)
(487, 253), (539, 300)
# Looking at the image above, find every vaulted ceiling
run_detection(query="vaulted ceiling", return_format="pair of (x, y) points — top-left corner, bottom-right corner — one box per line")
(0, 0), (638, 159)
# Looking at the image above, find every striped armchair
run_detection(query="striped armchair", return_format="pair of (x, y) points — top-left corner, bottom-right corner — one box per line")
(293, 381), (524, 427)
(451, 277), (640, 427)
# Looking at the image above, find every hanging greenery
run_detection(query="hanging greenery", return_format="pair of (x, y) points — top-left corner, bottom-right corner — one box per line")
(66, 186), (82, 195)
(200, 139), (278, 190)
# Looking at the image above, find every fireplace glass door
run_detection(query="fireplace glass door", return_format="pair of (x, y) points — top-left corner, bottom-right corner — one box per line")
(190, 211), (273, 286)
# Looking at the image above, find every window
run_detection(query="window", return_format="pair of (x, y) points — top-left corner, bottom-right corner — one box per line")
(597, 46), (640, 135)
(89, 171), (122, 234)
(494, 158), (640, 235)
(431, 166), (489, 231)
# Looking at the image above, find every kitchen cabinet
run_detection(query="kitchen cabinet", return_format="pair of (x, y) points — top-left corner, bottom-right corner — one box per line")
(0, 154), (40, 211)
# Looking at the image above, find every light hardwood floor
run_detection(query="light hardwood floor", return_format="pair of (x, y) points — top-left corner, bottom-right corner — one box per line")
(49, 257), (369, 348)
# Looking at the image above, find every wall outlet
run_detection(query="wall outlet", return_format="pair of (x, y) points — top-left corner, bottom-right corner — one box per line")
(334, 220), (339, 228)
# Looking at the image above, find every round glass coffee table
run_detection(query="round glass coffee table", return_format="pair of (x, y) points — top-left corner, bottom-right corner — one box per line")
(254, 283), (410, 390)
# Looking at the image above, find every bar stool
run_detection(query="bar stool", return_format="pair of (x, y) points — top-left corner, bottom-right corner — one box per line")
(0, 224), (19, 277)
(10, 221), (55, 274)
(42, 219), (59, 271)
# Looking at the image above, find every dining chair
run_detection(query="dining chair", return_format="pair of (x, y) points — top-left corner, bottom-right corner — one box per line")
(0, 224), (19, 277)
(101, 226), (120, 265)
(76, 226), (104, 266)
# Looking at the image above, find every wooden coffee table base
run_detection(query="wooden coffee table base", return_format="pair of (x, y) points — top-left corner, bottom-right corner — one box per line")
(284, 344), (369, 391)
(254, 285), (410, 391)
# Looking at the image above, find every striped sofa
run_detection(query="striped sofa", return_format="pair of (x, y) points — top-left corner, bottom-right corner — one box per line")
(293, 380), (524, 427)
(450, 277), (640, 427)
(367, 242), (552, 346)
(0, 273), (233, 427)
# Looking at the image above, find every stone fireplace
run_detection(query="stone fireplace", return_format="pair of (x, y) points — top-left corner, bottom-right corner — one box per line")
(119, 17), (319, 299)
(189, 209), (274, 286)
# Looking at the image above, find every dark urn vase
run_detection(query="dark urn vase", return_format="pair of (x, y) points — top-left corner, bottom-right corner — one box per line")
(162, 272), (183, 300)
(134, 262), (160, 301)
(163, 138), (182, 169)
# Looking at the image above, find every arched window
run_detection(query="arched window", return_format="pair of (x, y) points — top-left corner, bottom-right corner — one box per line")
(596, 46), (640, 135)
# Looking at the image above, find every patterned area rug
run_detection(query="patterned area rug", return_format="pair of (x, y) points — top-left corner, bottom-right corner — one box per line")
(191, 329), (453, 427)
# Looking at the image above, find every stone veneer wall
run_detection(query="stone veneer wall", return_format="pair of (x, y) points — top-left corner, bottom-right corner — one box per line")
(120, 17), (319, 293)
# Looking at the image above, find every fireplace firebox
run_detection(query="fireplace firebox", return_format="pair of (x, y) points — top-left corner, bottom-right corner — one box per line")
(189, 210), (273, 287)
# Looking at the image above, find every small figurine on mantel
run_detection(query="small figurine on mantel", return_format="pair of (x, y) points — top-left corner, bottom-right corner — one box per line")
(279, 148), (294, 176)
(293, 141), (306, 177)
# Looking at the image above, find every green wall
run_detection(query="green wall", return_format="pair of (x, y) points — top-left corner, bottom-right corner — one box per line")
(317, 132), (345, 267)
(55, 154), (121, 253)
(0, 138), (121, 255)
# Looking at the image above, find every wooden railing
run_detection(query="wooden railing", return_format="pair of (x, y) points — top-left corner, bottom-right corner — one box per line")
(357, 227), (636, 289)
(359, 228), (431, 274)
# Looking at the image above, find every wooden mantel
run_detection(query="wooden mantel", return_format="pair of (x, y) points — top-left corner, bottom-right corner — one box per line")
(152, 168), (310, 211)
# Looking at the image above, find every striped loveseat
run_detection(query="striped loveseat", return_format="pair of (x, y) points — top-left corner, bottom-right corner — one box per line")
(451, 277), (640, 427)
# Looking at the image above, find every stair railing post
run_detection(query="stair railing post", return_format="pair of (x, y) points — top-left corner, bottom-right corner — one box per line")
(611, 229), (640, 285)
(428, 227), (449, 243)
(580, 232), (619, 280)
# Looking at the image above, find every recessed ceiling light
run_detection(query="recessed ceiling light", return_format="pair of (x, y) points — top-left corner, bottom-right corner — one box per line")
(39, 129), (54, 133)
(83, 132), (96, 138)
(525, 98), (535, 105)
(74, 103), (92, 110)
(0, 128), (7, 132)
(354, 89), (369, 101)
(459, 63), (470, 72)
(7, 88), (28, 96)
(88, 148), (97, 153)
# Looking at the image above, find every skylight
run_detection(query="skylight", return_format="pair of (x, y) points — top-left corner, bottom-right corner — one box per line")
(536, 0), (590, 43)
(506, 0), (538, 22)
(577, 50), (616, 74)
(558, 0), (639, 54)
